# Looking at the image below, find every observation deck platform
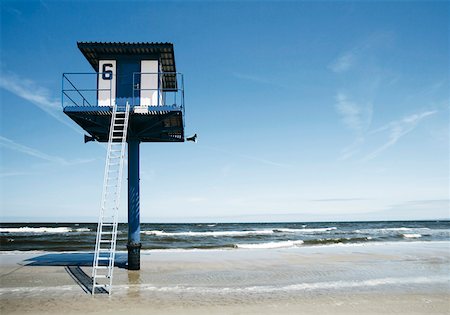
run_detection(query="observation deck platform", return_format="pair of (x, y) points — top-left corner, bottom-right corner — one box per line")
(62, 72), (185, 143)
(64, 105), (184, 142)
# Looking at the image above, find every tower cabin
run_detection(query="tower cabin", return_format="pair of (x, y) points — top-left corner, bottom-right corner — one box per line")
(62, 42), (185, 271)
(63, 42), (184, 142)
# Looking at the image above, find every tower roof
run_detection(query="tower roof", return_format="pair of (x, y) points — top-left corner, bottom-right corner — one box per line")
(77, 41), (176, 72)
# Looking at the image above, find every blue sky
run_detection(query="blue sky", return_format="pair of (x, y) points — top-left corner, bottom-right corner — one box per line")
(0, 1), (448, 222)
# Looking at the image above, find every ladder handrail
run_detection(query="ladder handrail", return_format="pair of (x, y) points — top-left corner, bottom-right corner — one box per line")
(92, 102), (130, 295)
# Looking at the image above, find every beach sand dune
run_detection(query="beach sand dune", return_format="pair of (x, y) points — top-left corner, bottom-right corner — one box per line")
(1, 242), (449, 315)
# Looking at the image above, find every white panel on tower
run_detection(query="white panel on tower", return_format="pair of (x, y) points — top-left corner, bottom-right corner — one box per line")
(140, 60), (159, 106)
(98, 60), (116, 106)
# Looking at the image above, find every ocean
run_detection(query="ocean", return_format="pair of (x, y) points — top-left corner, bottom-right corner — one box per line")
(0, 220), (449, 252)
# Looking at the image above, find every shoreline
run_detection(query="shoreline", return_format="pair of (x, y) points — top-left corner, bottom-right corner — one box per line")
(1, 241), (449, 314)
(1, 239), (448, 254)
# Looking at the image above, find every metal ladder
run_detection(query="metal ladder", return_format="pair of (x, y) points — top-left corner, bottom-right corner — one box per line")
(92, 102), (130, 295)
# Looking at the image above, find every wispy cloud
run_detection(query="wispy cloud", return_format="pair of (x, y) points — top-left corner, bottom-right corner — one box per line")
(363, 110), (437, 161)
(339, 137), (364, 161)
(0, 71), (82, 134)
(0, 135), (96, 166)
(331, 32), (438, 161)
(329, 32), (393, 74)
(329, 52), (355, 73)
(335, 92), (373, 159)
(335, 92), (373, 133)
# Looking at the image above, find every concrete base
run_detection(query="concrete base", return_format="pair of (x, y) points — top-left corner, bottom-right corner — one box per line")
(127, 242), (142, 270)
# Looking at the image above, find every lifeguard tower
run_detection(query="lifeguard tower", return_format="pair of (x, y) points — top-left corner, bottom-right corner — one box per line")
(62, 42), (185, 293)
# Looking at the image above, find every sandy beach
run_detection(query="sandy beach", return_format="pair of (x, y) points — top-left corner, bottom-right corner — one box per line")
(1, 241), (449, 315)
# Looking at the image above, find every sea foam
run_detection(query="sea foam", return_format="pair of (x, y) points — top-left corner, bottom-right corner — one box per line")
(0, 227), (90, 234)
(274, 227), (337, 233)
(142, 229), (275, 237)
(141, 227), (337, 237)
(235, 240), (304, 249)
(116, 275), (450, 294)
(402, 233), (422, 238)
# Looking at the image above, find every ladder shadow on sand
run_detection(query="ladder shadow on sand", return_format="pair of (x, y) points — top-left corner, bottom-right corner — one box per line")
(65, 265), (107, 294)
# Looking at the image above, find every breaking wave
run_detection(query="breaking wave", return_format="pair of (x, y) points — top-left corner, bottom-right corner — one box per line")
(0, 227), (91, 234)
(142, 227), (337, 237)
(402, 233), (422, 239)
(235, 240), (304, 249)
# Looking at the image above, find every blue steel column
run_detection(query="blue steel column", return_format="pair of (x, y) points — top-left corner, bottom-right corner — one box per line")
(127, 139), (141, 270)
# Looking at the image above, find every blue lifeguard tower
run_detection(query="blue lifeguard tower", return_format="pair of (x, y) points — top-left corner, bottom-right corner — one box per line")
(62, 42), (185, 293)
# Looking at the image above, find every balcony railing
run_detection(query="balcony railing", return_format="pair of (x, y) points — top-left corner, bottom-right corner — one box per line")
(62, 72), (184, 114)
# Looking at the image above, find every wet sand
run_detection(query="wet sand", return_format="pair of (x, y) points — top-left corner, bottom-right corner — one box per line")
(1, 241), (449, 314)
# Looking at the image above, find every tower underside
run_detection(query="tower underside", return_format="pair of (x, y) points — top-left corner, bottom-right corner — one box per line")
(64, 106), (184, 142)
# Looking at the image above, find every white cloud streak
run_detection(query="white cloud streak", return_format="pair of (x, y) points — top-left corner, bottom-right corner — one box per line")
(331, 32), (437, 161)
(335, 92), (373, 160)
(0, 71), (82, 134)
(362, 110), (437, 161)
(335, 95), (436, 161)
(335, 92), (373, 133)
(329, 52), (355, 73)
(0, 135), (96, 166)
(329, 32), (393, 74)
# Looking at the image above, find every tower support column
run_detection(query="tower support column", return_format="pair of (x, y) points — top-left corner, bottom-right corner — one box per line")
(127, 139), (141, 270)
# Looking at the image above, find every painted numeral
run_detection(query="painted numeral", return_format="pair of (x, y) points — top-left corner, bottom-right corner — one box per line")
(102, 63), (113, 80)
